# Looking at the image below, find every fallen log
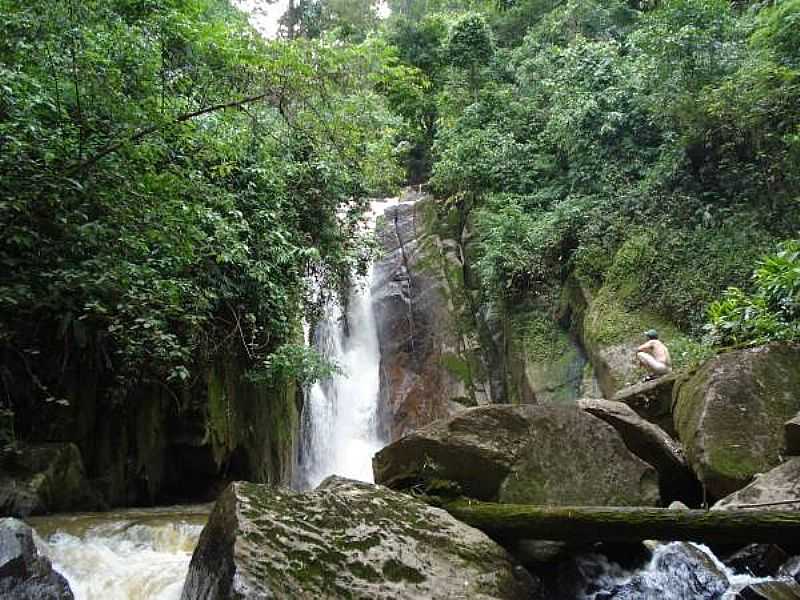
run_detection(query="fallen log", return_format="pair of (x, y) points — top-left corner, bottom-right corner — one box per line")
(442, 500), (800, 545)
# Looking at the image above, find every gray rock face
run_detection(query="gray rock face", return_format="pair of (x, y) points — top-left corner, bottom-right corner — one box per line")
(0, 443), (99, 517)
(673, 344), (800, 500)
(577, 398), (698, 503)
(612, 375), (678, 436)
(373, 403), (660, 506)
(373, 196), (484, 440)
(713, 457), (800, 511)
(181, 477), (540, 600)
(0, 518), (74, 599)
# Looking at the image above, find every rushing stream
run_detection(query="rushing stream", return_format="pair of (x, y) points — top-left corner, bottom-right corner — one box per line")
(29, 505), (208, 600)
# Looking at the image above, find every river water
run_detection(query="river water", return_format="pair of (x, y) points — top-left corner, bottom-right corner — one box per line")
(29, 505), (208, 600)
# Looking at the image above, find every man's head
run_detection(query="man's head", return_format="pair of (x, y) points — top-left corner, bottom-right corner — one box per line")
(645, 329), (659, 340)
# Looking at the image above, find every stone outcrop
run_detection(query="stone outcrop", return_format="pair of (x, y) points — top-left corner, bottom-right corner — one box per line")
(673, 344), (800, 500)
(506, 306), (589, 404)
(0, 518), (74, 599)
(373, 195), (488, 440)
(577, 398), (698, 503)
(373, 403), (660, 506)
(611, 375), (678, 436)
(3, 355), (300, 513)
(713, 458), (800, 511)
(0, 443), (99, 517)
(181, 477), (540, 600)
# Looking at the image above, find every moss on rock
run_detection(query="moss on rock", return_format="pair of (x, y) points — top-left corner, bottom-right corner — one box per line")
(181, 478), (539, 599)
(674, 343), (800, 500)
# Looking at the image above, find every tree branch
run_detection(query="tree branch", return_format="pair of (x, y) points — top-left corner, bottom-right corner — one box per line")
(67, 90), (281, 177)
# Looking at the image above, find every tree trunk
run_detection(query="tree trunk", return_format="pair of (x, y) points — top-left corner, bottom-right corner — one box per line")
(442, 500), (800, 546)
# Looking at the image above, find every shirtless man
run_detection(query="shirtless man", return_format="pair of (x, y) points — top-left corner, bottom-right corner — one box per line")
(636, 329), (671, 380)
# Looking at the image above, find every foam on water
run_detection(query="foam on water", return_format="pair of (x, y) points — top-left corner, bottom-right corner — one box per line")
(31, 507), (207, 600)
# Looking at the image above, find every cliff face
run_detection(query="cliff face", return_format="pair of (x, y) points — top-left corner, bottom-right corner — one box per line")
(1, 356), (300, 516)
(372, 193), (489, 441)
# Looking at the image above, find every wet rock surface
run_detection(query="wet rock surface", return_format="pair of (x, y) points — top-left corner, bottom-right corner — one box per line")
(374, 403), (660, 506)
(594, 543), (729, 600)
(372, 196), (478, 440)
(713, 458), (800, 511)
(723, 544), (790, 578)
(729, 580), (800, 600)
(182, 477), (541, 600)
(0, 443), (99, 517)
(611, 375), (677, 436)
(673, 344), (800, 500)
(0, 518), (74, 599)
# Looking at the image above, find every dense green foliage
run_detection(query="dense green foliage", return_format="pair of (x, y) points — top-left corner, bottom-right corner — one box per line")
(4, 0), (800, 409)
(706, 240), (800, 346)
(0, 0), (402, 400)
(372, 0), (800, 341)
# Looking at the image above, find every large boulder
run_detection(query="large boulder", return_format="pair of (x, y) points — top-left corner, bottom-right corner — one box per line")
(713, 457), (800, 511)
(673, 344), (800, 500)
(373, 404), (660, 506)
(577, 398), (698, 503)
(181, 477), (540, 600)
(0, 443), (99, 517)
(0, 518), (74, 599)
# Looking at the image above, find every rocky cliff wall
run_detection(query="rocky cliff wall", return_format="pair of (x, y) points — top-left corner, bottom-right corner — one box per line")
(0, 354), (301, 516)
(372, 193), (492, 440)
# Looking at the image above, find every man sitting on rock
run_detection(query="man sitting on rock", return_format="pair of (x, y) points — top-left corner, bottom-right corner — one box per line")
(636, 329), (672, 381)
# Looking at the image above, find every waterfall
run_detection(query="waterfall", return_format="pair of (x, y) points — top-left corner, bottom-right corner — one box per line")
(295, 198), (399, 490)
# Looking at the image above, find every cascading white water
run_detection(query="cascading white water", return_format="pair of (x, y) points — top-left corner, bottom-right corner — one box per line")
(297, 267), (383, 489)
(296, 198), (400, 489)
(30, 506), (208, 600)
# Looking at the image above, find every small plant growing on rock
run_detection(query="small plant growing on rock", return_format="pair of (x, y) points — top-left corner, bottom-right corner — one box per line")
(705, 240), (800, 346)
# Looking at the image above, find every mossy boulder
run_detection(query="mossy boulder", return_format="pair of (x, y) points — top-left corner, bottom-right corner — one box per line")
(673, 344), (800, 500)
(0, 443), (100, 517)
(581, 286), (682, 399)
(181, 478), (540, 600)
(373, 404), (660, 507)
(713, 458), (800, 512)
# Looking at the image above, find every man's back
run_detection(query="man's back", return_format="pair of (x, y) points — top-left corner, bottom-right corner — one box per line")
(645, 339), (671, 366)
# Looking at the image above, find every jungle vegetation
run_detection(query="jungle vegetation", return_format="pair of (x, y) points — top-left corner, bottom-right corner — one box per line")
(2, 0), (798, 406)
